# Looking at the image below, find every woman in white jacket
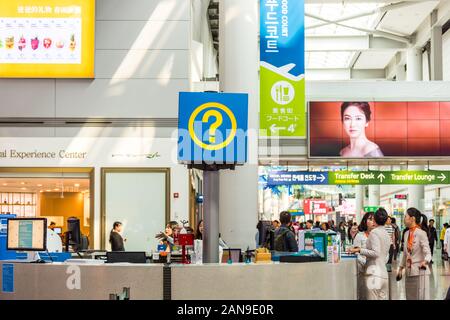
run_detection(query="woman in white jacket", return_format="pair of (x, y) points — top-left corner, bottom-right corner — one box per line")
(351, 211), (375, 300)
(349, 208), (391, 300)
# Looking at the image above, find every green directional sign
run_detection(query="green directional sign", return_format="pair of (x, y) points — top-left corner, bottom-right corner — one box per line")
(364, 206), (383, 212)
(328, 171), (450, 185)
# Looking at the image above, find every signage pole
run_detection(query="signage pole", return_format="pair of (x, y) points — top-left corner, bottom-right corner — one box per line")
(203, 170), (220, 263)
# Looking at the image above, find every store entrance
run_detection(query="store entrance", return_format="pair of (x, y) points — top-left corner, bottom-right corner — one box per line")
(0, 168), (94, 249)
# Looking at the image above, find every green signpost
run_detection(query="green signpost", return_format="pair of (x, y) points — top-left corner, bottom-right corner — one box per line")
(363, 206), (383, 212)
(328, 171), (450, 185)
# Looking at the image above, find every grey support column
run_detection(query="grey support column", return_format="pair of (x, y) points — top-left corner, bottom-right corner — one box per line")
(203, 170), (220, 263)
(408, 165), (425, 212)
(406, 47), (423, 81)
(430, 26), (443, 81)
(218, 0), (259, 249)
(355, 185), (364, 223)
(368, 185), (380, 207)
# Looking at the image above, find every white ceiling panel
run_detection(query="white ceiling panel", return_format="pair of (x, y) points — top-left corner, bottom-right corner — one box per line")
(353, 51), (396, 69)
(306, 51), (356, 69)
(377, 1), (440, 36)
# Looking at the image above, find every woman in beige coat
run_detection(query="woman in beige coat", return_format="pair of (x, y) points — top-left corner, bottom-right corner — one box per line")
(397, 207), (431, 300)
(349, 208), (391, 300)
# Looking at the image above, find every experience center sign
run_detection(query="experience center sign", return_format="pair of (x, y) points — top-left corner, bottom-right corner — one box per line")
(267, 171), (450, 185)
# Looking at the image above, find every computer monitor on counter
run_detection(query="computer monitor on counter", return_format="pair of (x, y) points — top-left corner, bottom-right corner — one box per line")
(7, 218), (47, 252)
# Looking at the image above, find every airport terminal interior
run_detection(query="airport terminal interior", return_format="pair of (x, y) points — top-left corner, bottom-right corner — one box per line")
(1, 0), (450, 302)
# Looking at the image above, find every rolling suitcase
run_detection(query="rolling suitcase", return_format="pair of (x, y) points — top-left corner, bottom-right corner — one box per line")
(417, 266), (427, 300)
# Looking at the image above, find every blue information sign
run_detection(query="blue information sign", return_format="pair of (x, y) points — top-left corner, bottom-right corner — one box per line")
(260, 0), (306, 138)
(2, 263), (14, 293)
(178, 92), (248, 164)
(267, 171), (329, 185)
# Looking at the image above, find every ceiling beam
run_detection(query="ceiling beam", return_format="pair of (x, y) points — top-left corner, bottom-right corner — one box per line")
(307, 1), (425, 30)
(306, 68), (386, 80)
(305, 12), (412, 44)
(306, 35), (407, 51)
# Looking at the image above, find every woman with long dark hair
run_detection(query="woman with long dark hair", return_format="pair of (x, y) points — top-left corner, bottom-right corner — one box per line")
(195, 219), (204, 240)
(339, 102), (383, 157)
(348, 208), (391, 300)
(350, 212), (375, 300)
(397, 207), (431, 300)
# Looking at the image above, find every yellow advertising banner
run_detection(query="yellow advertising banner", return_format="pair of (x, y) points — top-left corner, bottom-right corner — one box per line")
(0, 0), (95, 78)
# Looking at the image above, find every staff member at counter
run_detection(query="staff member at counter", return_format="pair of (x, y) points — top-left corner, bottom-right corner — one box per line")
(110, 221), (125, 251)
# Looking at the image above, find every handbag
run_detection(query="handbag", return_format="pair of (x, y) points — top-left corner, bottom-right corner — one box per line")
(443, 252), (449, 261)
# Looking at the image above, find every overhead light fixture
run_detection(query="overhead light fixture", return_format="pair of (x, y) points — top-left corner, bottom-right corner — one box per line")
(2, 183), (7, 186)
(74, 183), (80, 187)
(21, 187), (26, 190)
(46, 189), (52, 192)
(54, 188), (59, 191)
(37, 184), (43, 187)
(20, 182), (25, 185)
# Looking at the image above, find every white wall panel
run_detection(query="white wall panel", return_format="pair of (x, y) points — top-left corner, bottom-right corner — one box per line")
(443, 30), (450, 81)
(0, 128), (56, 137)
(55, 79), (189, 117)
(53, 127), (176, 138)
(96, 0), (189, 21)
(95, 50), (189, 79)
(307, 81), (450, 100)
(96, 21), (190, 50)
(0, 80), (55, 117)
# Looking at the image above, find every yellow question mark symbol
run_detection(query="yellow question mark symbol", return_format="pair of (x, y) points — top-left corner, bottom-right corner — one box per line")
(202, 110), (223, 144)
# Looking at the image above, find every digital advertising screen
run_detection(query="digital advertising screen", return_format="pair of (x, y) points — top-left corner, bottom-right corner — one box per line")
(0, 0), (95, 78)
(309, 101), (450, 158)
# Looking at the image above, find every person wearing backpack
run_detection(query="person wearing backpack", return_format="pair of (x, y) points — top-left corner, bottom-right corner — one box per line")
(273, 211), (298, 252)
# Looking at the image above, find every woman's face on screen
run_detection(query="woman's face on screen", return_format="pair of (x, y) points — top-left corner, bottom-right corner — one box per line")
(343, 106), (368, 139)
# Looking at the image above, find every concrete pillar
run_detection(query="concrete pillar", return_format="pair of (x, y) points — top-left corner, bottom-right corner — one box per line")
(355, 185), (364, 223)
(395, 64), (406, 81)
(218, 0), (259, 249)
(406, 47), (423, 81)
(368, 185), (380, 207)
(203, 171), (220, 263)
(430, 26), (443, 81)
(408, 165), (425, 212)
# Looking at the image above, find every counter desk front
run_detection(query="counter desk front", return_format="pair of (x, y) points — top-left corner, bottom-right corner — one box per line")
(0, 260), (356, 300)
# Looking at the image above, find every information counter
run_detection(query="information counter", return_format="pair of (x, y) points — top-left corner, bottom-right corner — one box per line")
(0, 260), (356, 300)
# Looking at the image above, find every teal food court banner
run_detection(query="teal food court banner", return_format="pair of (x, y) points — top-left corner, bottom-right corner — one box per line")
(260, 0), (306, 138)
(178, 92), (248, 164)
(266, 170), (450, 185)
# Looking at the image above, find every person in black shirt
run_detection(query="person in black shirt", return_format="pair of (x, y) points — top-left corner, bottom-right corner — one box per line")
(109, 221), (125, 251)
(428, 219), (438, 264)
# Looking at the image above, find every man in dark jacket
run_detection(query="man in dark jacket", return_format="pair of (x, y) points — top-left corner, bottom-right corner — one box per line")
(273, 211), (298, 252)
(428, 219), (438, 263)
(109, 221), (125, 251)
